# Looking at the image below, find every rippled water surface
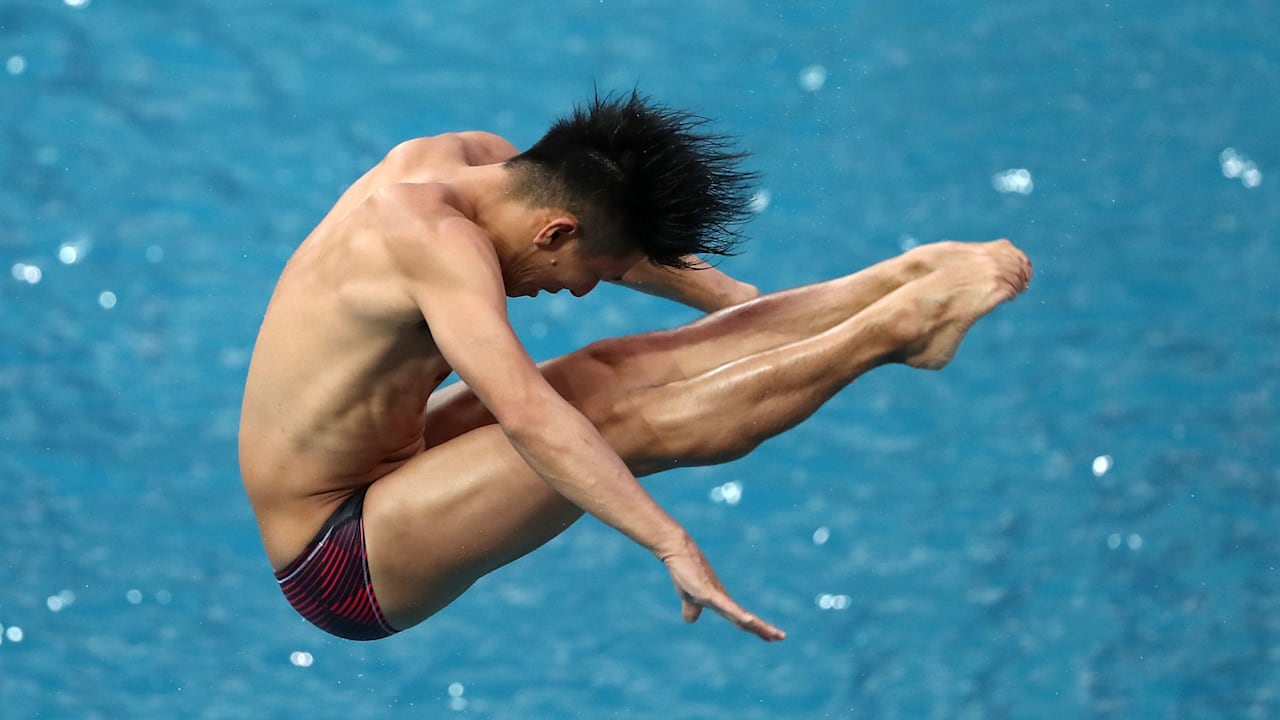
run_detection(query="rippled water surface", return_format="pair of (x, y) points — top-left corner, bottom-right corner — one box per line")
(2, 1), (1277, 718)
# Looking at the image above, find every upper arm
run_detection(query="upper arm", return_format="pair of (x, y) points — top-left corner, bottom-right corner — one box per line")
(383, 206), (548, 422)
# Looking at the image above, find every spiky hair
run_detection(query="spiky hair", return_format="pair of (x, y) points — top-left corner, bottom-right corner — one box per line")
(505, 91), (757, 269)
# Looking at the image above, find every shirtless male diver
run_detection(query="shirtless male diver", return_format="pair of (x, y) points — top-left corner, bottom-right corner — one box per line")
(239, 92), (1031, 643)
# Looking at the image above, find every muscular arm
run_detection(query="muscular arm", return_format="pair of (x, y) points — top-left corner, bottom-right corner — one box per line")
(613, 255), (759, 313)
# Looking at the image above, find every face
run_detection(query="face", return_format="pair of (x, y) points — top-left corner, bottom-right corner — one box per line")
(542, 246), (641, 298)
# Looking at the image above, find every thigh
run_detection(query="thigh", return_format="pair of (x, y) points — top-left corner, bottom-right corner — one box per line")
(362, 424), (584, 631)
(422, 332), (681, 449)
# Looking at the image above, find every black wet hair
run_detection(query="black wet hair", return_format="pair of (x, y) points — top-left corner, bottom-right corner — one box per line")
(505, 91), (757, 269)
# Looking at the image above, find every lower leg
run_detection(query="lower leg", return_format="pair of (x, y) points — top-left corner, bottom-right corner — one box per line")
(608, 248), (1031, 470)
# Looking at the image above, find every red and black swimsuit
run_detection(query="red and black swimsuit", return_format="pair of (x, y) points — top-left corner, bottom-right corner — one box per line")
(274, 486), (398, 641)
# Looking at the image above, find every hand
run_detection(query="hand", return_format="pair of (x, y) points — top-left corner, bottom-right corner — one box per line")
(659, 535), (786, 642)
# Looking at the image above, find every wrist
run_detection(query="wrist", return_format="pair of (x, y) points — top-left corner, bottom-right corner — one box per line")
(709, 280), (758, 312)
(653, 528), (694, 562)
(731, 281), (761, 305)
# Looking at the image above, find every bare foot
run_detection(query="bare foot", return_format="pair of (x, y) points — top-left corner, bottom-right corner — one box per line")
(830, 239), (1025, 322)
(894, 239), (1031, 370)
(897, 239), (1030, 285)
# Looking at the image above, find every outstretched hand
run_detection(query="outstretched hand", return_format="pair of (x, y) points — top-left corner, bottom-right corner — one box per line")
(660, 535), (786, 642)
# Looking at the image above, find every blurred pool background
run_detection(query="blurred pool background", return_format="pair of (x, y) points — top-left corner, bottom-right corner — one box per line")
(2, 1), (1277, 718)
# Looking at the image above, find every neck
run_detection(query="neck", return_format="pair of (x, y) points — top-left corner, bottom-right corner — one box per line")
(453, 164), (526, 251)
(451, 163), (546, 291)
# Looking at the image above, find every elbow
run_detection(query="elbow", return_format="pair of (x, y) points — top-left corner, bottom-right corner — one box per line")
(492, 400), (554, 448)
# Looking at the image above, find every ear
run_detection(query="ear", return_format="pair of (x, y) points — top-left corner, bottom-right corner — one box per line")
(533, 215), (580, 250)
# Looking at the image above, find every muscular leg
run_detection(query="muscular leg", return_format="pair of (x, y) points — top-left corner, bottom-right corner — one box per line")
(367, 241), (1030, 629)
(424, 240), (1021, 447)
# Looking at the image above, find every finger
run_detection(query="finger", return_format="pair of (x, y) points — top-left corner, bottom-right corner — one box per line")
(737, 613), (787, 642)
(706, 594), (787, 642)
(682, 599), (703, 624)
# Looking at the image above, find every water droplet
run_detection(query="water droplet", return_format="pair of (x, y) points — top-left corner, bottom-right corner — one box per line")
(289, 651), (314, 667)
(6, 55), (26, 75)
(99, 291), (117, 309)
(812, 526), (830, 545)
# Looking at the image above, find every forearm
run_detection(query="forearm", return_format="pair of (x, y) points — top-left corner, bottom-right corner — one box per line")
(502, 400), (687, 558)
(616, 256), (759, 313)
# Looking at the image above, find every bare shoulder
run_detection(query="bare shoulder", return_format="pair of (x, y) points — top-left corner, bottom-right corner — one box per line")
(452, 131), (521, 163)
(387, 131), (519, 167)
(366, 183), (500, 282)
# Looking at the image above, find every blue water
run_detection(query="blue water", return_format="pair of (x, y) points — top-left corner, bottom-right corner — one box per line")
(2, 1), (1277, 717)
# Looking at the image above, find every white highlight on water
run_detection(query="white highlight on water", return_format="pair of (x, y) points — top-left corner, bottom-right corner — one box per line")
(1220, 147), (1262, 188)
(748, 189), (772, 214)
(289, 651), (314, 667)
(59, 236), (92, 265)
(448, 682), (468, 711)
(815, 593), (852, 610)
(1092, 454), (1113, 477)
(992, 168), (1034, 195)
(709, 480), (743, 505)
(812, 526), (831, 545)
(6, 55), (26, 75)
(46, 591), (75, 612)
(1107, 533), (1143, 551)
(99, 291), (117, 309)
(798, 64), (827, 92)
(11, 263), (42, 285)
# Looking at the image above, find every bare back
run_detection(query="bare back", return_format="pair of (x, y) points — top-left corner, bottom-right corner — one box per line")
(239, 132), (519, 569)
